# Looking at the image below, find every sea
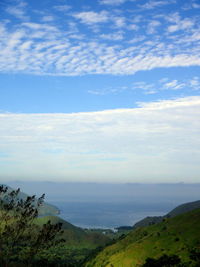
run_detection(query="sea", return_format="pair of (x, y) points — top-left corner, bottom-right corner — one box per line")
(7, 181), (200, 229)
(50, 200), (174, 229)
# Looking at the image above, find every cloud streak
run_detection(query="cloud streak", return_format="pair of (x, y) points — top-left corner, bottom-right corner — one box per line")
(88, 77), (200, 95)
(0, 96), (200, 183)
(73, 11), (109, 25)
(139, 0), (176, 10)
(99, 0), (127, 5)
(5, 1), (28, 20)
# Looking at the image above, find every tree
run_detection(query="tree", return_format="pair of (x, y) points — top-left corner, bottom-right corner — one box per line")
(141, 254), (182, 267)
(0, 185), (65, 266)
(189, 248), (200, 267)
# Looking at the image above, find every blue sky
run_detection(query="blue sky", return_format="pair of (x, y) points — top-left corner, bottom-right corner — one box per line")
(0, 0), (200, 183)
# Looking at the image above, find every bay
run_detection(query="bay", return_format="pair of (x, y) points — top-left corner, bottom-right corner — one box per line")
(50, 201), (174, 229)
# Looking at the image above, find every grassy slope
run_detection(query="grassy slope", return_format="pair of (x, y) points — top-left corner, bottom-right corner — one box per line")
(85, 208), (200, 267)
(35, 215), (110, 249)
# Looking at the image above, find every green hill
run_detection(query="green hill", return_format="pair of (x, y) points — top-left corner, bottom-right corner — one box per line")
(35, 215), (110, 248)
(0, 184), (59, 216)
(34, 215), (111, 265)
(0, 185), (110, 248)
(132, 200), (200, 230)
(133, 215), (163, 230)
(85, 208), (200, 267)
(0, 185), (111, 266)
(167, 200), (200, 217)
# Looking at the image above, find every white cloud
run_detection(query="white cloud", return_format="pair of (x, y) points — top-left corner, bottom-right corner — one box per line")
(184, 1), (200, 9)
(0, 96), (200, 183)
(192, 3), (200, 8)
(87, 78), (192, 95)
(100, 32), (124, 41)
(1, 21), (200, 76)
(137, 96), (200, 109)
(91, 77), (200, 96)
(53, 5), (71, 12)
(139, 0), (176, 10)
(132, 81), (154, 90)
(41, 16), (55, 22)
(88, 85), (127, 95)
(147, 20), (161, 34)
(1, 20), (200, 76)
(167, 18), (194, 33)
(128, 35), (145, 43)
(188, 77), (200, 90)
(6, 1), (28, 20)
(73, 11), (109, 25)
(0, 4), (200, 76)
(162, 80), (185, 90)
(113, 16), (126, 28)
(132, 81), (158, 94)
(130, 77), (200, 94)
(73, 11), (126, 29)
(159, 77), (200, 91)
(99, 0), (127, 5)
(127, 24), (139, 31)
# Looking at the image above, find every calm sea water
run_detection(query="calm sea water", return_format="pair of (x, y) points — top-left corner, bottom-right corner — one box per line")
(50, 201), (174, 229)
(7, 181), (200, 229)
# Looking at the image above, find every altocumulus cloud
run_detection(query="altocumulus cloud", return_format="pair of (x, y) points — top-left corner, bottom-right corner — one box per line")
(0, 1), (200, 76)
(0, 97), (200, 183)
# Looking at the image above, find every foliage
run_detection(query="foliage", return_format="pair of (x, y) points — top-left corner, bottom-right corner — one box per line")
(0, 185), (64, 266)
(85, 208), (200, 267)
(189, 248), (200, 267)
(142, 250), (200, 267)
(141, 254), (182, 267)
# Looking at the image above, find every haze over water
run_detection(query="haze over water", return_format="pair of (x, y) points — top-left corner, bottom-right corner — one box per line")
(7, 181), (200, 228)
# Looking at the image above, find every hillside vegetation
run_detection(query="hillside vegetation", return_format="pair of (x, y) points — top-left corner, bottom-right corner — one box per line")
(0, 185), (111, 266)
(133, 200), (200, 230)
(85, 208), (200, 267)
(36, 215), (110, 248)
(167, 200), (200, 217)
(0, 184), (59, 216)
(1, 184), (200, 266)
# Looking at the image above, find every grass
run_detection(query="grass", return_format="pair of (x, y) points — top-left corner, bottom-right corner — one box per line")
(85, 208), (200, 267)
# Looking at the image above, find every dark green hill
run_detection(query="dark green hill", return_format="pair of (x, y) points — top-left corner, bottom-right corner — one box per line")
(85, 208), (200, 267)
(0, 186), (112, 267)
(35, 215), (110, 248)
(0, 184), (59, 216)
(0, 185), (110, 249)
(133, 216), (163, 229)
(0, 185), (111, 266)
(132, 199), (200, 230)
(167, 200), (200, 217)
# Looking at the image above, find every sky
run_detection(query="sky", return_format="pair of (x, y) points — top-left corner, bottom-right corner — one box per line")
(0, 0), (200, 183)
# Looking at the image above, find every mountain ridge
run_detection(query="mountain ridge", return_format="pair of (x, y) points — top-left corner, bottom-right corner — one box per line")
(132, 199), (200, 230)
